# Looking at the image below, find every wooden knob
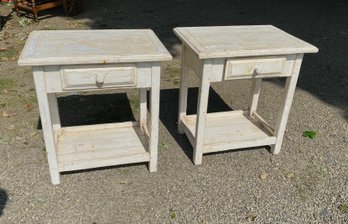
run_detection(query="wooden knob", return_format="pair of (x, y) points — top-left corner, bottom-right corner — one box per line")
(254, 64), (263, 74)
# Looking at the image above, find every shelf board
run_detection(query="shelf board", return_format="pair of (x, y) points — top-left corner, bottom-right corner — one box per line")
(181, 110), (276, 153)
(57, 121), (149, 172)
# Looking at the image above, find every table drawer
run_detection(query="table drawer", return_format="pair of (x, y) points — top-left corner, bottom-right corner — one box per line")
(60, 64), (136, 90)
(224, 56), (286, 79)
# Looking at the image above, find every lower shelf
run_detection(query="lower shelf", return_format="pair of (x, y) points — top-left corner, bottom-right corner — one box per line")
(56, 121), (149, 172)
(181, 110), (276, 153)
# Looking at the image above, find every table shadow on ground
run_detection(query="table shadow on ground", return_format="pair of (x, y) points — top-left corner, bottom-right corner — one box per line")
(0, 188), (8, 217)
(77, 0), (348, 120)
(37, 93), (136, 129)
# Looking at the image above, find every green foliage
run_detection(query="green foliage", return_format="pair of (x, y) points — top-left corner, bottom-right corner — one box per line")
(0, 47), (17, 59)
(0, 78), (15, 91)
(18, 17), (31, 27)
(169, 208), (176, 220)
(302, 131), (317, 139)
(159, 143), (169, 150)
(338, 204), (348, 214)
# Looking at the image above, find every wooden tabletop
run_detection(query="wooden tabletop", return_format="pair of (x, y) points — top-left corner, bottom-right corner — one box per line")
(174, 25), (318, 59)
(18, 29), (172, 66)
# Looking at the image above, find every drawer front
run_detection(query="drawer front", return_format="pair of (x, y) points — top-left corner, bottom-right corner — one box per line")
(224, 56), (286, 79)
(60, 64), (136, 90)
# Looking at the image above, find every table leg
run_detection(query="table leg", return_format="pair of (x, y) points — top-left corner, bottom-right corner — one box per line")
(177, 45), (189, 134)
(249, 78), (262, 114)
(48, 93), (61, 146)
(193, 60), (212, 165)
(31, 0), (39, 22)
(33, 67), (60, 185)
(271, 54), (303, 154)
(149, 64), (160, 172)
(139, 88), (147, 130)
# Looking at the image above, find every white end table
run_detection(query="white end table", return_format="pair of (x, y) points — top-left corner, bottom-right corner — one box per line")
(18, 30), (172, 185)
(174, 25), (318, 165)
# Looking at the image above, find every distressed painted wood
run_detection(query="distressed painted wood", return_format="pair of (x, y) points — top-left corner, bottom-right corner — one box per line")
(18, 30), (172, 66)
(139, 88), (148, 129)
(149, 64), (161, 172)
(57, 122), (149, 172)
(224, 56), (287, 79)
(43, 63), (153, 93)
(271, 54), (304, 154)
(249, 79), (262, 114)
(174, 25), (318, 59)
(182, 111), (276, 153)
(175, 25), (318, 164)
(177, 44), (189, 134)
(60, 64), (137, 90)
(32, 66), (60, 185)
(19, 29), (172, 184)
(48, 93), (61, 146)
(193, 60), (212, 165)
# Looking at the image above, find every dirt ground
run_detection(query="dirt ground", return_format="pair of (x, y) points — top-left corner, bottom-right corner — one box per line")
(0, 0), (347, 223)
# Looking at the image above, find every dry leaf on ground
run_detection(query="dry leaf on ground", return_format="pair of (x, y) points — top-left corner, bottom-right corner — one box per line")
(259, 172), (268, 180)
(2, 111), (18, 117)
(25, 103), (33, 111)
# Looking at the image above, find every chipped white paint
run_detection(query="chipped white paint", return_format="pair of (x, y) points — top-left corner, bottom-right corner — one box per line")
(174, 25), (318, 59)
(18, 30), (172, 66)
(19, 29), (172, 185)
(175, 25), (318, 164)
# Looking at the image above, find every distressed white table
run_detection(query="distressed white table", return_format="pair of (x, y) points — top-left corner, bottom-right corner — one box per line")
(174, 25), (318, 165)
(18, 30), (172, 185)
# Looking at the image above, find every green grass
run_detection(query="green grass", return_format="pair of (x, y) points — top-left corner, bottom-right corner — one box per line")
(166, 66), (181, 86)
(338, 204), (348, 214)
(159, 143), (170, 150)
(0, 78), (16, 91)
(0, 47), (17, 60)
(19, 94), (37, 105)
(169, 208), (176, 220)
(18, 17), (31, 27)
(0, 2), (12, 7)
(128, 95), (139, 114)
(294, 161), (328, 201)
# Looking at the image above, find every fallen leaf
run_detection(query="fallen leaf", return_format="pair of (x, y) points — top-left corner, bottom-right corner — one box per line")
(303, 131), (317, 139)
(169, 208), (176, 220)
(160, 143), (169, 150)
(246, 213), (257, 221)
(119, 180), (129, 185)
(259, 172), (268, 180)
(0, 47), (7, 51)
(25, 103), (33, 111)
(3, 111), (17, 117)
(286, 173), (295, 179)
(338, 204), (348, 214)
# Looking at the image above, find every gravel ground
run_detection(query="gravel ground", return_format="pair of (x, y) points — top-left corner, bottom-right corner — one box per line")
(0, 0), (347, 223)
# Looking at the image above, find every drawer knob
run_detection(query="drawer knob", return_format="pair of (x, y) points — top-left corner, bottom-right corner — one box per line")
(254, 64), (263, 74)
(96, 74), (105, 86)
